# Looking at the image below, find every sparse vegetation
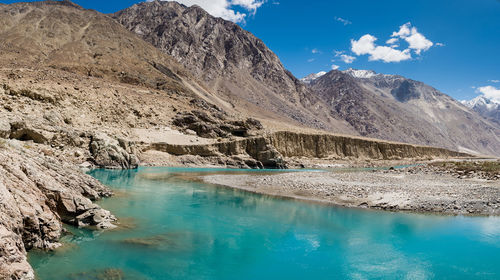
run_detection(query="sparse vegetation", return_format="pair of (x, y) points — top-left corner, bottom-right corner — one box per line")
(430, 160), (500, 177)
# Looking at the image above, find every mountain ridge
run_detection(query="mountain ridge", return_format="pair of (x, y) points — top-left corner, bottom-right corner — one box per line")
(307, 69), (500, 155)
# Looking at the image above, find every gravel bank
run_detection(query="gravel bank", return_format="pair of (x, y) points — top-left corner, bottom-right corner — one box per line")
(202, 170), (500, 215)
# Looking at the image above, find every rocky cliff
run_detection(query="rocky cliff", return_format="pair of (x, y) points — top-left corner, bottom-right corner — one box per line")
(0, 140), (115, 280)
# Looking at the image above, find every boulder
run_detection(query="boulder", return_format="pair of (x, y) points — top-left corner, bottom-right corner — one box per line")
(89, 133), (139, 169)
(75, 208), (117, 229)
(9, 122), (48, 144)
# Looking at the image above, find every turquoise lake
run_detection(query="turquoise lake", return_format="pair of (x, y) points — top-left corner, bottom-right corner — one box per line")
(29, 167), (500, 279)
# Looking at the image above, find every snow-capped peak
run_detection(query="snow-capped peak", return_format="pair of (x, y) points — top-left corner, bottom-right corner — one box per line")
(462, 95), (500, 110)
(342, 68), (378, 79)
(300, 71), (327, 84)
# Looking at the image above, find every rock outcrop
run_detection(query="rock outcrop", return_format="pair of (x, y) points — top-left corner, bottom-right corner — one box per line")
(0, 140), (116, 280)
(173, 110), (263, 138)
(148, 136), (285, 169)
(89, 133), (139, 169)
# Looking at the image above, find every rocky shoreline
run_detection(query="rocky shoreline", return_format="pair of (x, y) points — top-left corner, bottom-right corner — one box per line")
(202, 164), (500, 216)
(0, 140), (117, 280)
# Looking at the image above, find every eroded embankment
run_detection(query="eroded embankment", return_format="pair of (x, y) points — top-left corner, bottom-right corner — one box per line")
(145, 131), (470, 168)
(269, 131), (470, 159)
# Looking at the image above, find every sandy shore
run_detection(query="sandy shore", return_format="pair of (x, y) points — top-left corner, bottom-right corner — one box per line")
(202, 169), (500, 215)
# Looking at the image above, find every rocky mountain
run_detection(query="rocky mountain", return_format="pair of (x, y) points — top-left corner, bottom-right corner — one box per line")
(113, 0), (351, 132)
(307, 69), (500, 156)
(115, 1), (499, 156)
(462, 95), (500, 124)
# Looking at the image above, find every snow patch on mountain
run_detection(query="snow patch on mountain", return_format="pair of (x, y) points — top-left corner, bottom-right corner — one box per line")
(300, 71), (327, 84)
(462, 95), (499, 109)
(342, 68), (378, 79)
(462, 95), (500, 122)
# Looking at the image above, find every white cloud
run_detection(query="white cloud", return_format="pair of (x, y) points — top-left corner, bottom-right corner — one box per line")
(488, 80), (499, 83)
(351, 22), (435, 63)
(312, 48), (320, 54)
(232, 0), (263, 13)
(331, 64), (340, 70)
(477, 86), (500, 103)
(307, 58), (315, 62)
(351, 34), (411, 63)
(391, 23), (411, 37)
(334, 17), (352, 25)
(150, 0), (264, 23)
(340, 54), (356, 64)
(391, 22), (433, 55)
(333, 50), (343, 56)
(333, 50), (356, 64)
(351, 35), (377, 55)
(436, 42), (445, 47)
(386, 38), (398, 45)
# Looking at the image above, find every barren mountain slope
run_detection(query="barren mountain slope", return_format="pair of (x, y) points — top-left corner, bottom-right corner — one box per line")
(113, 0), (354, 133)
(0, 0), (217, 99)
(310, 70), (500, 155)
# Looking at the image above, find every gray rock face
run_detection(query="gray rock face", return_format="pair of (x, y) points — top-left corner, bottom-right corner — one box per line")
(0, 140), (116, 279)
(89, 133), (139, 169)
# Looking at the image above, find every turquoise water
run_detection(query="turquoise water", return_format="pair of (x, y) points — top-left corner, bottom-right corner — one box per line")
(29, 167), (500, 280)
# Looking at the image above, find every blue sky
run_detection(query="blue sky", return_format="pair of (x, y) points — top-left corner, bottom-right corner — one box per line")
(2, 0), (499, 101)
